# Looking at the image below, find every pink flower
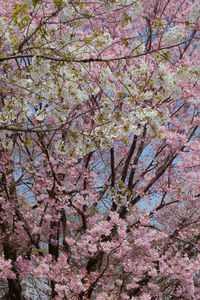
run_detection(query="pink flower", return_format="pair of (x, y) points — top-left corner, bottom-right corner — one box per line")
(0, 257), (16, 279)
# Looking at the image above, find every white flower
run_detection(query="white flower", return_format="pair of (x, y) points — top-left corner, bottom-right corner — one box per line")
(41, 61), (50, 74)
(143, 108), (158, 118)
(1, 139), (13, 150)
(143, 91), (153, 101)
(35, 111), (46, 121)
(175, 66), (200, 83)
(64, 31), (71, 44)
(106, 0), (143, 16)
(59, 7), (73, 22)
(188, 1), (200, 25)
(54, 140), (68, 155)
(132, 40), (145, 54)
(130, 0), (143, 17)
(24, 106), (32, 117)
(163, 26), (185, 46)
(23, 0), (34, 7)
(31, 72), (40, 83)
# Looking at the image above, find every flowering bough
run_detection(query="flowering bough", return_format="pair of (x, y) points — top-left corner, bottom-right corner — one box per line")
(0, 0), (200, 299)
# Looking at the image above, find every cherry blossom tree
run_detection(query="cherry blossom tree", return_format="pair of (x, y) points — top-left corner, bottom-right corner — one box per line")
(0, 0), (200, 299)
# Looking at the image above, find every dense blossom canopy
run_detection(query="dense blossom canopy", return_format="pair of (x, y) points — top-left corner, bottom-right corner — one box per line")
(0, 0), (200, 299)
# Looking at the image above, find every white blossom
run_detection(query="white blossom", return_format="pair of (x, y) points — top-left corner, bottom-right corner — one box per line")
(59, 6), (73, 22)
(54, 140), (68, 155)
(35, 110), (47, 121)
(129, 0), (143, 17)
(163, 26), (185, 46)
(175, 66), (200, 83)
(188, 1), (200, 25)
